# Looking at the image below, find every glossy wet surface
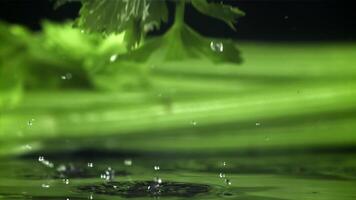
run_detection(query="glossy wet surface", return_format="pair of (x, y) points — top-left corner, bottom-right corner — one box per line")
(1, 151), (356, 200)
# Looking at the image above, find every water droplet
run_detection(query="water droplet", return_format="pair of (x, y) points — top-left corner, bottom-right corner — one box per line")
(191, 120), (197, 126)
(88, 194), (94, 199)
(101, 167), (115, 181)
(38, 156), (54, 168)
(23, 144), (32, 150)
(87, 162), (94, 168)
(38, 156), (44, 162)
(28, 119), (35, 126)
(225, 179), (232, 185)
(41, 184), (50, 188)
(210, 41), (224, 52)
(63, 179), (70, 185)
(222, 162), (227, 167)
(154, 177), (163, 184)
(219, 173), (225, 178)
(57, 164), (66, 172)
(256, 122), (261, 126)
(61, 73), (72, 80)
(110, 54), (118, 62)
(154, 166), (160, 171)
(124, 159), (132, 166)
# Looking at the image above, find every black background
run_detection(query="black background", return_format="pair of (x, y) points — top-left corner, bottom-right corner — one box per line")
(0, 0), (355, 41)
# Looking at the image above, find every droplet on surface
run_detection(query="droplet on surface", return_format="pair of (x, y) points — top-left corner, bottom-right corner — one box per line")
(154, 166), (160, 171)
(256, 122), (261, 126)
(87, 162), (94, 168)
(41, 184), (50, 188)
(219, 173), (225, 178)
(210, 41), (224, 52)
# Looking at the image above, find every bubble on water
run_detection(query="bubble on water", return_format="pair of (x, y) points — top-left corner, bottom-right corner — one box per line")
(210, 41), (224, 52)
(101, 167), (115, 181)
(124, 159), (132, 166)
(110, 54), (118, 62)
(87, 162), (94, 168)
(41, 184), (50, 188)
(154, 166), (160, 171)
(63, 178), (70, 185)
(191, 120), (197, 126)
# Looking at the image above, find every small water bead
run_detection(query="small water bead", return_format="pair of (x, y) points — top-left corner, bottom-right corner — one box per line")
(87, 162), (94, 168)
(154, 166), (160, 171)
(63, 179), (70, 185)
(38, 156), (54, 168)
(225, 179), (232, 186)
(28, 119), (35, 126)
(124, 159), (132, 166)
(191, 120), (197, 126)
(110, 54), (118, 62)
(41, 184), (50, 188)
(219, 173), (226, 178)
(210, 41), (224, 52)
(38, 156), (44, 162)
(256, 122), (261, 126)
(101, 167), (115, 181)
(88, 194), (94, 200)
(61, 73), (72, 80)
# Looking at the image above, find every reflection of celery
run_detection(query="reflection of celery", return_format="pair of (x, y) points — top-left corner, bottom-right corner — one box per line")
(1, 1), (356, 156)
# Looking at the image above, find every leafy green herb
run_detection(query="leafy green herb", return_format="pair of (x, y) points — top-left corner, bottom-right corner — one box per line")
(56, 0), (244, 57)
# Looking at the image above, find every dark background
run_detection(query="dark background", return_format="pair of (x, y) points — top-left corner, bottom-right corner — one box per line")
(0, 0), (355, 41)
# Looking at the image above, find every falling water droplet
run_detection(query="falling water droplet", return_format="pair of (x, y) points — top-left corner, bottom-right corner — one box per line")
(38, 156), (44, 162)
(28, 119), (35, 126)
(110, 54), (118, 62)
(225, 179), (232, 186)
(63, 179), (70, 185)
(219, 173), (226, 178)
(210, 41), (224, 52)
(124, 159), (132, 166)
(191, 120), (197, 126)
(101, 167), (115, 181)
